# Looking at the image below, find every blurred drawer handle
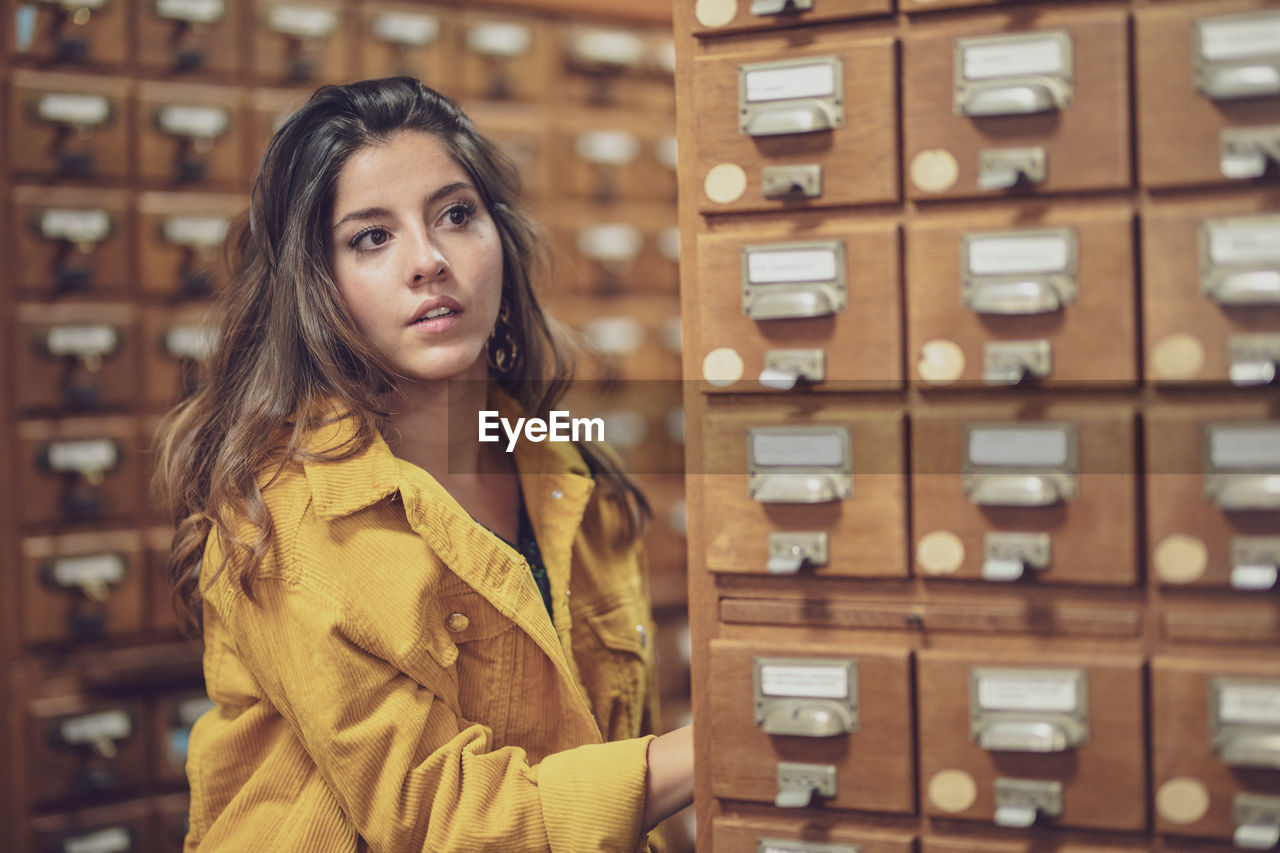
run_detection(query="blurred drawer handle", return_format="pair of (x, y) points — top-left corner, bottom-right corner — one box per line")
(963, 228), (1077, 314)
(42, 324), (119, 369)
(755, 657), (857, 736)
(984, 339), (1051, 386)
(155, 105), (230, 143)
(41, 438), (121, 483)
(761, 164), (823, 200)
(751, 0), (814, 15)
(760, 348), (824, 390)
(980, 719), (1070, 752)
(39, 208), (112, 249)
(165, 325), (218, 361)
(54, 708), (133, 757)
(1221, 125), (1280, 180)
(267, 4), (337, 39)
(757, 839), (857, 853)
(56, 825), (134, 853)
(1235, 793), (1280, 850)
(994, 778), (1062, 828)
(372, 12), (439, 47)
(162, 214), (230, 252)
(1195, 11), (1280, 101)
(955, 31), (1073, 117)
(41, 552), (127, 602)
(1204, 423), (1280, 511)
(1202, 215), (1280, 304)
(979, 146), (1046, 191)
(963, 423), (1077, 506)
(1212, 677), (1280, 770)
(739, 57), (843, 137)
(767, 532), (828, 574)
(1228, 335), (1280, 386)
(742, 240), (846, 320)
(983, 532), (1051, 582)
(748, 426), (851, 504)
(567, 29), (644, 70)
(33, 93), (112, 130)
(156, 0), (226, 24)
(971, 667), (1088, 751)
(467, 22), (531, 58)
(775, 761), (836, 808)
(1231, 537), (1280, 591)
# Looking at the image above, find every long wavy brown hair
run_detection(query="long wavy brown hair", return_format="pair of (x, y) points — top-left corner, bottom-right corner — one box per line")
(152, 77), (650, 634)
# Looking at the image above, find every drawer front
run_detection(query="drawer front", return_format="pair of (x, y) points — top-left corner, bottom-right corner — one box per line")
(703, 406), (907, 579)
(908, 204), (1137, 388)
(137, 0), (244, 78)
(918, 650), (1147, 831)
(359, 3), (454, 84)
(1146, 404), (1280, 591)
(709, 639), (916, 814)
(695, 220), (902, 393)
(16, 417), (142, 529)
(8, 0), (128, 67)
(10, 72), (131, 181)
(137, 191), (246, 298)
(141, 305), (218, 409)
(1137, 0), (1280, 190)
(136, 82), (246, 190)
(549, 294), (683, 384)
(1153, 657), (1280, 843)
(904, 11), (1130, 200)
(11, 187), (134, 298)
(694, 36), (898, 213)
(30, 799), (155, 853)
(555, 206), (678, 297)
(12, 303), (141, 414)
(555, 115), (677, 205)
(20, 531), (146, 647)
(560, 24), (676, 113)
(252, 0), (353, 86)
(1143, 194), (1280, 386)
(456, 12), (554, 103)
(713, 816), (915, 853)
(912, 407), (1138, 586)
(27, 700), (150, 807)
(689, 0), (894, 37)
(154, 691), (216, 785)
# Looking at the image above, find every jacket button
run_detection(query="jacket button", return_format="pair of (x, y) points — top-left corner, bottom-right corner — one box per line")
(551, 489), (563, 499)
(636, 624), (648, 649)
(446, 612), (470, 633)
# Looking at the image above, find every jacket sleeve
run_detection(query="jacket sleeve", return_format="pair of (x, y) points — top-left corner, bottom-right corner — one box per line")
(211, 559), (653, 853)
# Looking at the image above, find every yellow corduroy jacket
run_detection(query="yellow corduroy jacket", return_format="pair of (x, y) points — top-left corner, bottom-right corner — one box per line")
(184, 398), (663, 853)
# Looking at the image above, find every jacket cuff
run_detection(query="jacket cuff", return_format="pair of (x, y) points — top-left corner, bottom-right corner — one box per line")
(537, 735), (655, 853)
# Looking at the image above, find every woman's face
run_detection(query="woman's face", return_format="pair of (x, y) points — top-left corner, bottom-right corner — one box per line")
(329, 130), (504, 386)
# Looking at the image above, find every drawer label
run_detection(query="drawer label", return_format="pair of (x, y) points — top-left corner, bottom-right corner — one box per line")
(60, 709), (132, 745)
(372, 11), (439, 46)
(967, 230), (1072, 276)
(63, 826), (133, 853)
(760, 663), (849, 699)
(962, 34), (1067, 81)
(157, 105), (230, 139)
(744, 60), (837, 103)
(577, 224), (641, 261)
(978, 671), (1080, 713)
(747, 245), (840, 284)
(165, 325), (218, 360)
(1207, 217), (1280, 266)
(1219, 681), (1280, 726)
(50, 553), (126, 588)
(466, 22), (532, 57)
(46, 439), (120, 474)
(1209, 425), (1280, 470)
(752, 430), (844, 468)
(37, 93), (111, 127)
(40, 208), (111, 244)
(162, 215), (230, 249)
(570, 29), (644, 67)
(46, 325), (118, 357)
(1198, 12), (1280, 63)
(575, 130), (640, 166)
(267, 4), (338, 39)
(968, 426), (1070, 468)
(156, 0), (225, 24)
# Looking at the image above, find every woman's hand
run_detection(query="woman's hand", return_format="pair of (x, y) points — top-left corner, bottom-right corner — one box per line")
(642, 724), (694, 831)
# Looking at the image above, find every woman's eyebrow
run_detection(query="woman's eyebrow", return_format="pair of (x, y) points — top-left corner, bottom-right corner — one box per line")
(331, 182), (476, 232)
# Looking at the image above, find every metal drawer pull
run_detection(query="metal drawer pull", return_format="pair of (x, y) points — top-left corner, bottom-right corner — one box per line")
(1232, 538), (1280, 591)
(751, 0), (814, 14)
(1235, 794), (1280, 850)
(984, 339), (1052, 386)
(1221, 125), (1280, 180)
(761, 164), (823, 200)
(759, 349), (824, 390)
(1204, 423), (1280, 511)
(1229, 335), (1280, 387)
(1195, 11), (1280, 101)
(979, 146), (1046, 191)
(767, 532), (828, 575)
(775, 762), (836, 808)
(994, 778), (1062, 828)
(982, 532), (1051, 582)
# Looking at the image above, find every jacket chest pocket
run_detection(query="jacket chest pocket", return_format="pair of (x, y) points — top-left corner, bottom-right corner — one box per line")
(575, 599), (654, 740)
(438, 588), (519, 736)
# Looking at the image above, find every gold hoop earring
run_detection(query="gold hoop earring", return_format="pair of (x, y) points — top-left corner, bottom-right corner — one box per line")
(487, 299), (519, 375)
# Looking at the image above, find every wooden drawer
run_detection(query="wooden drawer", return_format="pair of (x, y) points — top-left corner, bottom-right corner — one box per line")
(688, 0), (894, 37)
(16, 416), (142, 529)
(10, 186), (133, 299)
(9, 70), (131, 182)
(137, 191), (244, 299)
(20, 530), (146, 648)
(137, 0), (245, 79)
(12, 303), (141, 414)
(252, 0), (354, 86)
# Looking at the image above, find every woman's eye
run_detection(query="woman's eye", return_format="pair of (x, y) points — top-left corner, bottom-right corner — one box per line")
(445, 204), (473, 227)
(351, 227), (389, 250)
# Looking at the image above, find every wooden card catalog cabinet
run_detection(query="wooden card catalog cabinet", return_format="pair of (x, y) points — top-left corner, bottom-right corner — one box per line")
(904, 11), (1129, 200)
(138, 192), (243, 298)
(560, 25), (657, 110)
(253, 0), (351, 85)
(29, 799), (155, 853)
(10, 71), (129, 181)
(703, 407), (906, 579)
(360, 3), (451, 83)
(689, 0), (893, 37)
(1153, 657), (1280, 845)
(1143, 196), (1280, 385)
(13, 303), (139, 413)
(8, 0), (127, 67)
(17, 417), (140, 528)
(1147, 406), (1280, 591)
(137, 0), (242, 78)
(27, 701), (149, 807)
(142, 306), (218, 407)
(136, 82), (244, 189)
(694, 37), (897, 213)
(919, 651), (1146, 831)
(708, 639), (915, 814)
(1138, 1), (1280, 189)
(695, 221), (902, 392)
(457, 13), (552, 103)
(912, 410), (1137, 585)
(908, 204), (1136, 388)
(713, 817), (915, 853)
(21, 531), (145, 647)
(12, 187), (133, 298)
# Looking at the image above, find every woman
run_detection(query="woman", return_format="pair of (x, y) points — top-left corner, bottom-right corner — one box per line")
(152, 77), (692, 852)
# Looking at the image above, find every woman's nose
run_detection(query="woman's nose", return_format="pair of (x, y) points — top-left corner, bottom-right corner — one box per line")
(409, 228), (450, 284)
